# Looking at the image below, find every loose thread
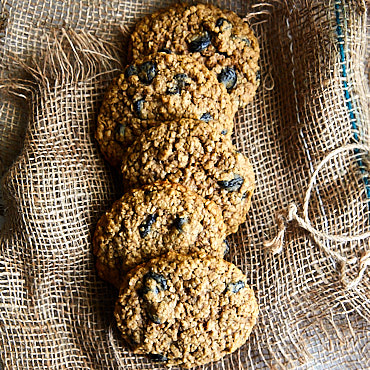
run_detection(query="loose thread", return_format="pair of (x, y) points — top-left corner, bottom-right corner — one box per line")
(263, 203), (297, 254)
(340, 250), (370, 290)
(108, 323), (126, 369)
(264, 144), (370, 290)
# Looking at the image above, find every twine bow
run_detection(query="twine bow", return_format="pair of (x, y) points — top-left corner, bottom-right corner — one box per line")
(264, 144), (370, 290)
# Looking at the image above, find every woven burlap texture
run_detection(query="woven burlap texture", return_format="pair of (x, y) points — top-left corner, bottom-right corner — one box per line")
(0, 0), (369, 369)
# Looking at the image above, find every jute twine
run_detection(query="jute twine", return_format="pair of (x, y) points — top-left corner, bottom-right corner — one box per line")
(265, 143), (370, 290)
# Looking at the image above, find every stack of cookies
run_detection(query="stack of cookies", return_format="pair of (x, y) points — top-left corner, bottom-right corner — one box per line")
(93, 3), (260, 368)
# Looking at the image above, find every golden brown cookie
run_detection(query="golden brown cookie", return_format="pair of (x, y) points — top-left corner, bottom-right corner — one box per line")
(114, 252), (259, 368)
(121, 119), (255, 234)
(93, 182), (227, 287)
(95, 52), (234, 166)
(129, 3), (260, 111)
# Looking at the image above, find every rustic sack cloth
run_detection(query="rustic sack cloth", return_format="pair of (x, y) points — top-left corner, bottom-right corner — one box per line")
(0, 0), (369, 368)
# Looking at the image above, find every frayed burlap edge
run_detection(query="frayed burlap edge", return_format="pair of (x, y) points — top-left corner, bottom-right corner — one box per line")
(0, 1), (369, 368)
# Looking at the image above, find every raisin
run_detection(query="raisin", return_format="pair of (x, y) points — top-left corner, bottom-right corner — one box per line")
(221, 129), (228, 135)
(140, 272), (168, 324)
(174, 73), (190, 89)
(215, 17), (232, 31)
(217, 174), (244, 192)
(117, 124), (125, 137)
(174, 73), (188, 81)
(125, 65), (138, 78)
(173, 216), (188, 232)
(138, 61), (157, 85)
(232, 34), (251, 47)
(139, 213), (157, 238)
(133, 98), (145, 118)
(166, 86), (180, 95)
(256, 69), (261, 81)
(242, 191), (249, 200)
(223, 239), (230, 255)
(147, 308), (162, 324)
(200, 112), (212, 122)
(115, 123), (126, 141)
(218, 67), (237, 92)
(158, 47), (172, 54)
(226, 280), (245, 293)
(143, 271), (168, 292)
(167, 73), (190, 95)
(149, 353), (168, 362)
(188, 31), (211, 52)
(241, 36), (251, 47)
(215, 17), (226, 28)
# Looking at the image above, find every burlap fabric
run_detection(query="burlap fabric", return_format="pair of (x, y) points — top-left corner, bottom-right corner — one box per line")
(0, 0), (369, 368)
